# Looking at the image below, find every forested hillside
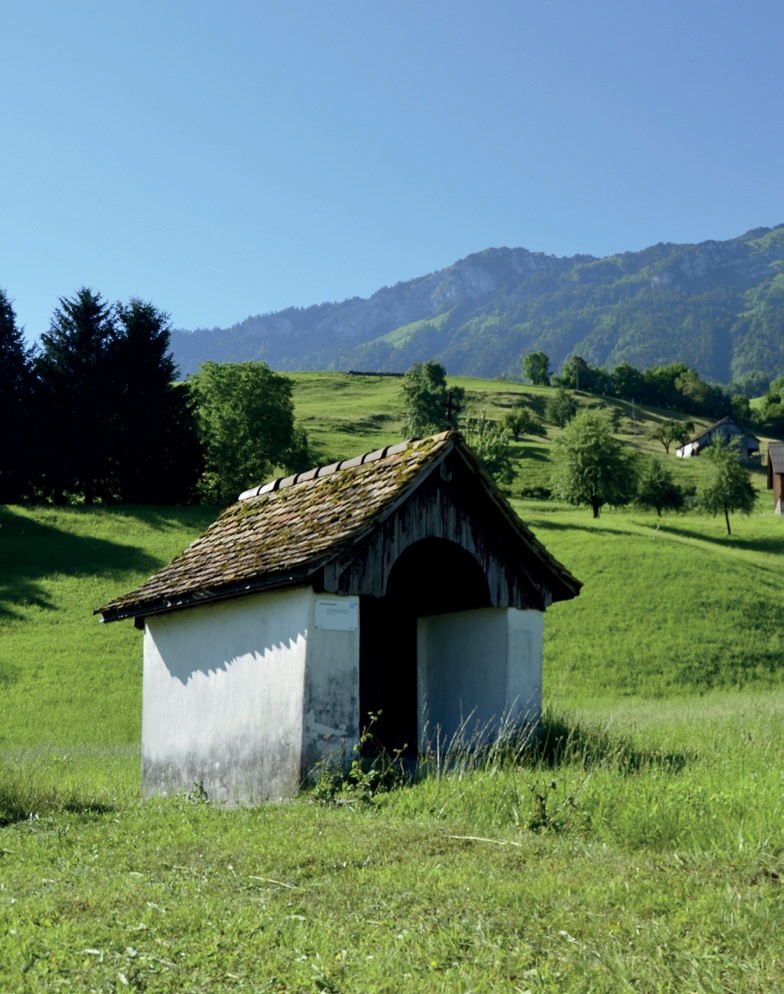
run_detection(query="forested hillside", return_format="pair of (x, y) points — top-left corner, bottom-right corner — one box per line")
(170, 225), (784, 383)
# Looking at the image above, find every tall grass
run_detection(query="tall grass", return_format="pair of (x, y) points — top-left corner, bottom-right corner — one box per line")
(0, 746), (137, 825)
(387, 696), (782, 858)
(2, 695), (781, 992)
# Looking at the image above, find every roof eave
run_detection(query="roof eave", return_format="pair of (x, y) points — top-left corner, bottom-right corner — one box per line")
(97, 560), (329, 624)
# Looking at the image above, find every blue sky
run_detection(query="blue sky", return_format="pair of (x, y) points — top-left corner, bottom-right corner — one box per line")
(3, 0), (783, 345)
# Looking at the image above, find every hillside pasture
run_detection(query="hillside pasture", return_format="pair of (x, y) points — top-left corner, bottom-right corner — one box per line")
(1, 377), (783, 991)
(518, 500), (784, 700)
(288, 371), (775, 499)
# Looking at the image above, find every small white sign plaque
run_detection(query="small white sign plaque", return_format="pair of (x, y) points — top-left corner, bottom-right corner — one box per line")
(314, 598), (358, 631)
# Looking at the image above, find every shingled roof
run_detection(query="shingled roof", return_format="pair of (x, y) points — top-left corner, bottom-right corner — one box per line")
(687, 415), (760, 445)
(768, 442), (784, 475)
(97, 431), (580, 623)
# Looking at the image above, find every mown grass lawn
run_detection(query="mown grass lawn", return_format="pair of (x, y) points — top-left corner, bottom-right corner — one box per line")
(2, 399), (783, 990)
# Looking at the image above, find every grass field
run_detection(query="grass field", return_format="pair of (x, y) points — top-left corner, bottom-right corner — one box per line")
(288, 371), (774, 499)
(1, 376), (783, 991)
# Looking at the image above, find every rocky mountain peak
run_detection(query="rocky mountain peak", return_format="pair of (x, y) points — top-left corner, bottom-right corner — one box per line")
(170, 225), (784, 384)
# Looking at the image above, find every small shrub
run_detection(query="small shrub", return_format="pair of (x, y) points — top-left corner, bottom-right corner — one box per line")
(520, 485), (552, 499)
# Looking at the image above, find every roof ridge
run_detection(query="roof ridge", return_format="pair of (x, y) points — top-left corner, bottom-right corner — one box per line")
(238, 431), (453, 501)
(691, 414), (759, 443)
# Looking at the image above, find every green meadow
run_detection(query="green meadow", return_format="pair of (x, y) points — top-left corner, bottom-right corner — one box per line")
(1, 374), (782, 992)
(289, 371), (773, 498)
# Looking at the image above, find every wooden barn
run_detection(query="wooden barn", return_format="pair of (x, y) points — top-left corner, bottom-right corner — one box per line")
(676, 415), (760, 461)
(767, 442), (784, 514)
(97, 431), (581, 803)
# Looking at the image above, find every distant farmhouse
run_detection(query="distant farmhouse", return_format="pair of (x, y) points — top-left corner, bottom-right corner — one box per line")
(97, 432), (581, 805)
(767, 442), (784, 514)
(676, 416), (760, 462)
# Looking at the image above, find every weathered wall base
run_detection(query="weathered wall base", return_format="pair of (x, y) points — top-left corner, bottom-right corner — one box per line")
(141, 587), (360, 803)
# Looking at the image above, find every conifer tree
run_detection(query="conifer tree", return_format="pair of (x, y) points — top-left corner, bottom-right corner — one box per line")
(113, 300), (201, 503)
(35, 288), (117, 503)
(0, 288), (35, 502)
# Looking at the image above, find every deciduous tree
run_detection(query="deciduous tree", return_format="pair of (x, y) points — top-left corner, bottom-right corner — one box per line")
(647, 419), (694, 455)
(400, 360), (464, 436)
(640, 362), (691, 409)
(503, 405), (544, 441)
(758, 377), (784, 434)
(521, 351), (550, 386)
(465, 411), (515, 486)
(730, 394), (752, 425)
(189, 361), (303, 505)
(635, 457), (686, 516)
(550, 409), (637, 518)
(545, 386), (577, 427)
(675, 370), (728, 417)
(610, 361), (645, 400)
(556, 356), (609, 395)
(697, 442), (758, 535)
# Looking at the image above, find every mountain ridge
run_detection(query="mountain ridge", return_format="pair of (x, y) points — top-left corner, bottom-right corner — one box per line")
(170, 225), (784, 383)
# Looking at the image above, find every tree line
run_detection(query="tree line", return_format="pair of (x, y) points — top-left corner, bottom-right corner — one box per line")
(0, 287), (308, 506)
(522, 350), (784, 432)
(1, 284), (766, 525)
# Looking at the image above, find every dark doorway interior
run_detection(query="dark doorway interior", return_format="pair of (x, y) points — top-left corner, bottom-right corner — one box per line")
(359, 539), (491, 753)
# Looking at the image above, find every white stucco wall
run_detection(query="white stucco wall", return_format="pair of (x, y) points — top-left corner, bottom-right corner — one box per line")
(417, 607), (543, 749)
(141, 587), (361, 803)
(141, 588), (542, 801)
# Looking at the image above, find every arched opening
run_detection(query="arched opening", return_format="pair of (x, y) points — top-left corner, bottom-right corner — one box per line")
(359, 539), (490, 753)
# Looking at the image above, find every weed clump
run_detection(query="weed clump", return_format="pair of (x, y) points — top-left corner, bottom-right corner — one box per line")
(310, 712), (412, 802)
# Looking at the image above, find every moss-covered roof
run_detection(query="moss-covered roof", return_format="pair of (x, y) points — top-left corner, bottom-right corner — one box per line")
(97, 432), (580, 622)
